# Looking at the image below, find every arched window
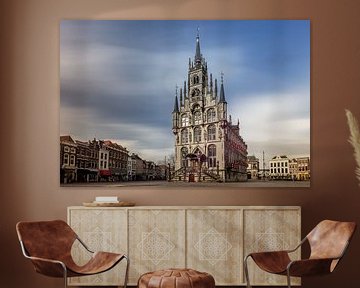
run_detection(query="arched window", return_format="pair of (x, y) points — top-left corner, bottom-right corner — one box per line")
(181, 114), (189, 127)
(63, 153), (69, 165)
(207, 108), (216, 122)
(208, 145), (216, 168)
(207, 124), (216, 141)
(194, 111), (201, 125)
(70, 155), (75, 166)
(193, 75), (199, 84)
(194, 127), (201, 142)
(181, 129), (188, 144)
(181, 147), (188, 168)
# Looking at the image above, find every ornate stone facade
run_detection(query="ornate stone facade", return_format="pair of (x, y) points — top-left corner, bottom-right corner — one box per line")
(171, 32), (247, 182)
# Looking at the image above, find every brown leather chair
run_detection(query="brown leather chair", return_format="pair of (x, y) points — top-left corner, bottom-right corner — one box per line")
(244, 220), (356, 288)
(16, 220), (129, 288)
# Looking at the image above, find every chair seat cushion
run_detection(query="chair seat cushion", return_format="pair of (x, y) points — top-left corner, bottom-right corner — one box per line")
(138, 268), (215, 288)
(250, 251), (291, 274)
(66, 252), (124, 277)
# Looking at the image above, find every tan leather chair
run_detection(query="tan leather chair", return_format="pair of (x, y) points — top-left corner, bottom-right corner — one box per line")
(244, 220), (356, 288)
(16, 220), (129, 288)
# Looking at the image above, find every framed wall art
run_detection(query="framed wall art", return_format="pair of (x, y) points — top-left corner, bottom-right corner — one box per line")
(60, 20), (310, 187)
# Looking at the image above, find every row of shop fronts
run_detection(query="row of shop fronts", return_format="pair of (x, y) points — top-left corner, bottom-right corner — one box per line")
(60, 167), (167, 184)
(60, 167), (127, 184)
(60, 135), (168, 184)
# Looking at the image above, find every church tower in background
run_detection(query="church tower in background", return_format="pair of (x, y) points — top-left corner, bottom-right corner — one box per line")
(171, 31), (248, 182)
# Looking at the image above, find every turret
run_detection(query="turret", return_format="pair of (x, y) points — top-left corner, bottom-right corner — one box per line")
(219, 73), (227, 103)
(218, 73), (227, 121)
(172, 88), (180, 133)
(184, 81), (187, 99)
(173, 94), (179, 113)
(179, 88), (183, 107)
(215, 78), (218, 100)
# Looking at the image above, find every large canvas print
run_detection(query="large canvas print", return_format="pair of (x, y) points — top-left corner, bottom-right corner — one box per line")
(60, 20), (310, 187)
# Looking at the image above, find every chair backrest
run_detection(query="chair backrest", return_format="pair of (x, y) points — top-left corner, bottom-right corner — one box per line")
(16, 220), (77, 261)
(307, 220), (356, 261)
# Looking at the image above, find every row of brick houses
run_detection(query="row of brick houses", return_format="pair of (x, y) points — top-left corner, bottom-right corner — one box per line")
(60, 136), (167, 184)
(247, 155), (310, 180)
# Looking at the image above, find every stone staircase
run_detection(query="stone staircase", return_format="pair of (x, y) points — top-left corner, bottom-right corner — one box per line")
(169, 167), (223, 182)
(202, 169), (223, 182)
(169, 167), (186, 181)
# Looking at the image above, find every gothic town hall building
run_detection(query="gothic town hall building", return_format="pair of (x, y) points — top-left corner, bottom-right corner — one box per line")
(171, 33), (248, 182)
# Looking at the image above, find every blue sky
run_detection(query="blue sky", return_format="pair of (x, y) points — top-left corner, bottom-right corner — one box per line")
(60, 20), (310, 164)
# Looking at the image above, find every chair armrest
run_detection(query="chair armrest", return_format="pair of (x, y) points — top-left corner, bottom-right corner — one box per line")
(286, 237), (307, 253)
(25, 255), (64, 265)
(287, 258), (336, 277)
(25, 255), (67, 278)
(76, 236), (94, 253)
(19, 240), (67, 277)
(245, 236), (306, 258)
(247, 250), (290, 258)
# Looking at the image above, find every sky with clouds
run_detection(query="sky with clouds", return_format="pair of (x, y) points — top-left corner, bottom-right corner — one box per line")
(60, 20), (310, 165)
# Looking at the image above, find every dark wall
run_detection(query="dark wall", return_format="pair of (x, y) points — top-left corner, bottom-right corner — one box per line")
(1, 0), (360, 287)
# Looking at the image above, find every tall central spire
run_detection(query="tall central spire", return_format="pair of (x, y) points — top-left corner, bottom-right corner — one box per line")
(195, 27), (201, 64)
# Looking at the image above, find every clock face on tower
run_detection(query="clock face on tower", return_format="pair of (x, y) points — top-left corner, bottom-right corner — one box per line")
(191, 88), (200, 97)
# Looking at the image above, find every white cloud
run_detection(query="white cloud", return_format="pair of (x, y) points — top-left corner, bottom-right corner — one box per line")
(231, 90), (310, 164)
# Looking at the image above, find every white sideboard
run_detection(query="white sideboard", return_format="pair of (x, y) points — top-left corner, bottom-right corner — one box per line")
(67, 206), (301, 286)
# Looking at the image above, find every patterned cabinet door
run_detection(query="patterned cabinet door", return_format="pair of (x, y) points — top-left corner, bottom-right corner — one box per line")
(243, 208), (301, 286)
(128, 209), (186, 284)
(68, 208), (128, 286)
(187, 209), (243, 285)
